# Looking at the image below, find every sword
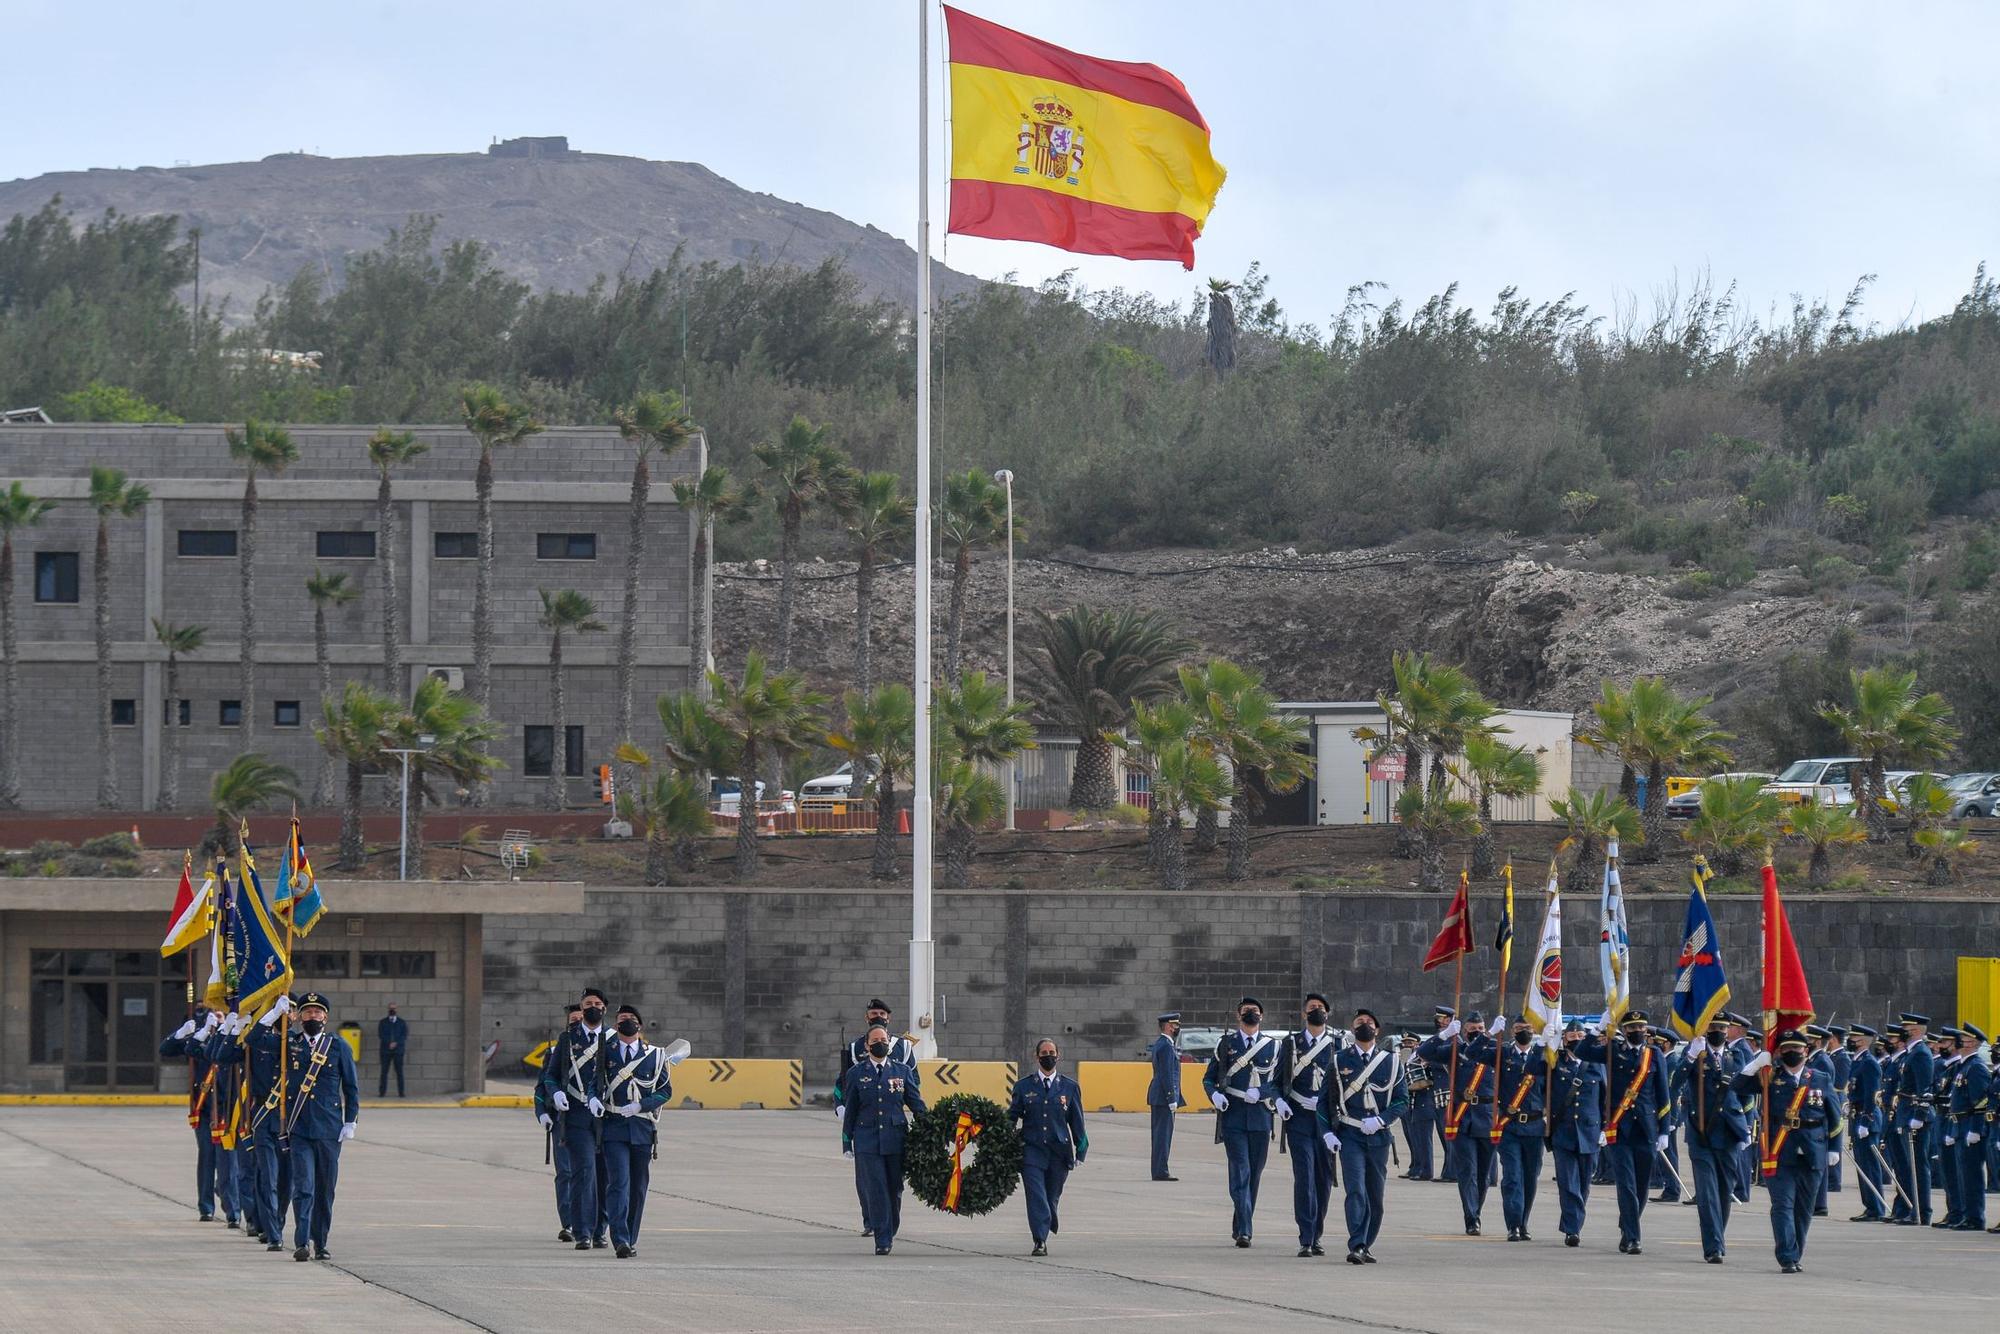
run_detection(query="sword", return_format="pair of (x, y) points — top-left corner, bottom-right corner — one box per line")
(1852, 1155), (1891, 1213)
(1653, 1148), (1686, 1197)
(1868, 1141), (1911, 1209)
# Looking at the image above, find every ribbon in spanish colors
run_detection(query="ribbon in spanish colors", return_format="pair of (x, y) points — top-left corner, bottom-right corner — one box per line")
(942, 1112), (984, 1212)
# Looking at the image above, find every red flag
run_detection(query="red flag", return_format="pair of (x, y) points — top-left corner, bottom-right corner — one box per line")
(1423, 872), (1476, 972)
(1758, 862), (1813, 1051)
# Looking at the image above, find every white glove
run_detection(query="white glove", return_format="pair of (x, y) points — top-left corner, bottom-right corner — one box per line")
(1944, 1136), (1955, 1147)
(1273, 1097), (1293, 1121)
(843, 1148), (855, 1159)
(1322, 1132), (1341, 1153)
(1598, 1131), (1609, 1147)
(226, 1013), (245, 1035)
(1438, 1019), (1462, 1041)
(1856, 1124), (1869, 1140)
(173, 1019), (197, 1039)
(1741, 1051), (1771, 1076)
(834, 1103), (846, 1119)
(552, 1090), (570, 1112)
(1585, 1021), (1602, 1036)
(1298, 1095), (1319, 1111)
(1243, 1087), (1262, 1104)
(1360, 1115), (1385, 1135)
(1828, 1151), (1841, 1165)
(1492, 1016), (1507, 1033)
(269, 995), (294, 1018)
(194, 1015), (217, 1036)
(588, 1096), (605, 1118)
(1908, 1118), (1923, 1132)
(1968, 1131), (1982, 1145)
(338, 1122), (356, 1142)
(259, 1006), (284, 1028)
(612, 1101), (639, 1118)
(1655, 1134), (1669, 1152)
(1211, 1092), (1229, 1112)
(537, 1113), (552, 1129)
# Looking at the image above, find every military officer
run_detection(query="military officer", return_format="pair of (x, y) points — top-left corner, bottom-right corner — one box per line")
(1317, 1007), (1407, 1264)
(837, 998), (918, 1234)
(1274, 994), (1339, 1256)
(1546, 1020), (1603, 1247)
(1487, 1018), (1547, 1241)
(1890, 1011), (1935, 1225)
(1203, 996), (1282, 1247)
(1417, 1008), (1498, 1235)
(1652, 1030), (1684, 1204)
(214, 993), (302, 1252)
(600, 1004), (675, 1258)
(1932, 1027), (1968, 1228)
(1943, 1024), (1990, 1231)
(1843, 1024), (1890, 1222)
(160, 1003), (240, 1226)
(282, 992), (359, 1262)
(1579, 1010), (1671, 1254)
(1398, 1032), (1439, 1180)
(543, 987), (613, 1250)
(1818, 1024), (1850, 1208)
(1879, 1024), (1915, 1222)
(1673, 1017), (1748, 1262)
(837, 1023), (927, 1255)
(1009, 1038), (1086, 1256)
(1427, 1006), (1459, 1181)
(533, 1003), (585, 1242)
(1146, 1012), (1184, 1181)
(1734, 1030), (1842, 1273)
(1722, 1012), (1759, 1203)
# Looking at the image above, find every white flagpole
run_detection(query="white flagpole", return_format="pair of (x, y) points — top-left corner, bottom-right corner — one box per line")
(910, 0), (938, 1059)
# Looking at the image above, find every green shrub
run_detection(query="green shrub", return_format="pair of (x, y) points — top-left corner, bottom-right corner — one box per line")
(78, 832), (140, 860)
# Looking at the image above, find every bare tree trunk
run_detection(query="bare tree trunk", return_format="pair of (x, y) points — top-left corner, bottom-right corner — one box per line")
(616, 454), (647, 757)
(1225, 781), (1254, 882)
(691, 522), (714, 699)
(1927, 855), (1951, 887)
(240, 472), (258, 749)
(643, 821), (670, 886)
(0, 537), (18, 809)
(339, 760), (366, 871)
(160, 655), (182, 810)
(469, 445), (495, 805)
(1393, 742), (1422, 859)
(942, 821), (974, 888)
(1193, 806), (1219, 853)
(312, 605), (335, 807)
(378, 468), (402, 692)
(1146, 795), (1171, 870)
(775, 515), (799, 670)
(673, 833), (700, 874)
(1807, 844), (1830, 888)
(1632, 760), (1666, 863)
(735, 737), (761, 878)
(871, 770), (899, 881)
(95, 516), (118, 808)
(855, 548), (874, 698)
(1420, 838), (1447, 893)
(407, 779), (428, 874)
(1068, 736), (1118, 810)
(1863, 759), (1888, 843)
(1471, 790), (1497, 879)
(549, 626), (566, 811)
(1564, 836), (1601, 897)
(945, 547), (971, 682)
(1158, 815), (1189, 891)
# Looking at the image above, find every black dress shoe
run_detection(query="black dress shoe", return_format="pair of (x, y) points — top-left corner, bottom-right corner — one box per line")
(874, 1245), (891, 1256)
(1617, 1239), (1632, 1254)
(575, 1240), (591, 1251)
(1297, 1246), (1313, 1258)
(266, 1242), (283, 1252)
(1310, 1245), (1325, 1256)
(1564, 1234), (1579, 1247)
(1626, 1244), (1642, 1255)
(314, 1246), (329, 1261)
(559, 1228), (574, 1242)
(227, 1219), (241, 1231)
(1152, 1175), (1179, 1182)
(199, 1213), (214, 1223)
(1781, 1262), (1801, 1274)
(1049, 1212), (1058, 1235)
(1235, 1237), (1251, 1249)
(1930, 1219), (1957, 1229)
(615, 1243), (633, 1258)
(1812, 1207), (1828, 1217)
(1361, 1250), (1377, 1263)
(1518, 1231), (1532, 1243)
(1346, 1250), (1365, 1265)
(1848, 1213), (1880, 1223)
(1032, 1243), (1047, 1257)
(1465, 1222), (1480, 1236)
(1505, 1229), (1521, 1241)
(1705, 1254), (1722, 1264)
(294, 1246), (310, 1262)
(592, 1236), (608, 1249)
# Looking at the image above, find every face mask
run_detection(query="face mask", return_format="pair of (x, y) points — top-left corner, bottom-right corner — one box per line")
(868, 1041), (889, 1059)
(1563, 1040), (1581, 1054)
(1239, 1011), (1261, 1028)
(615, 1019), (639, 1038)
(1352, 1024), (1377, 1043)
(1779, 1051), (1805, 1069)
(867, 1015), (888, 1030)
(582, 1006), (604, 1026)
(1514, 1030), (1532, 1047)
(301, 1019), (325, 1037)
(1037, 1053), (1058, 1071)
(1305, 1009), (1327, 1027)
(387, 1009), (397, 1017)
(1705, 1032), (1724, 1048)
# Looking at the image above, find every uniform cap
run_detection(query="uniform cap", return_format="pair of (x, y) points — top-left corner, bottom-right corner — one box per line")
(1721, 1012), (1749, 1028)
(1621, 1010), (1650, 1026)
(1965, 1023), (1987, 1041)
(1563, 1019), (1585, 1034)
(1939, 1026), (1962, 1040)
(1899, 1011), (1930, 1025)
(1746, 1028), (1764, 1042)
(617, 1004), (642, 1025)
(1157, 1011), (1181, 1024)
(867, 998), (893, 1014)
(296, 991), (332, 1013)
(1804, 1024), (1830, 1039)
(1434, 1005), (1456, 1018)
(1850, 1024), (1878, 1037)
(1239, 996), (1262, 1011)
(1775, 1029), (1809, 1051)
(1826, 1025), (1847, 1037)
(1464, 1009), (1484, 1023)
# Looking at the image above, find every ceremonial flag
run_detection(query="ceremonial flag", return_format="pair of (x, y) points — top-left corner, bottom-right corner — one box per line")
(1521, 860), (1564, 1048)
(1670, 856), (1731, 1039)
(1422, 870), (1476, 971)
(944, 6), (1227, 268)
(160, 857), (213, 956)
(274, 816), (325, 938)
(1598, 840), (1631, 1029)
(1758, 861), (1813, 1050)
(1493, 861), (1515, 974)
(201, 895), (227, 1011)
(232, 830), (293, 1018)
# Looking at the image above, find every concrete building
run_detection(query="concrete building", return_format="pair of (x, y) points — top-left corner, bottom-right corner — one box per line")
(0, 422), (703, 809)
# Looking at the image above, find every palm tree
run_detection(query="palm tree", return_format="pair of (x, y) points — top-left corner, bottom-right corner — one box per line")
(459, 384), (544, 712)
(829, 685), (916, 882)
(613, 743), (713, 886)
(1596, 678), (1734, 864)
(1459, 734), (1542, 878)
(1783, 799), (1865, 888)
(836, 471), (914, 697)
(1125, 698), (1226, 891)
(392, 674), (502, 874)
(935, 673), (1036, 889)
(366, 428), (427, 692)
(226, 421), (300, 749)
(1205, 278), (1239, 375)
(936, 759), (1006, 890)
(611, 392), (696, 759)
(706, 652), (826, 878)
(1550, 787), (1642, 895)
(538, 589), (606, 810)
(1397, 788), (1482, 892)
(655, 689), (739, 873)
(88, 466), (150, 808)
(1357, 652), (1497, 857)
(672, 465), (754, 699)
(1896, 773), (1954, 862)
(0, 483), (56, 809)
(202, 753), (297, 860)
(1683, 775), (1782, 876)
(1819, 667), (1958, 843)
(1914, 825), (1978, 887)
(1024, 604), (1192, 811)
(151, 619), (205, 811)
(938, 469), (1020, 681)
(305, 571), (360, 806)
(1578, 679), (1642, 805)
(1180, 660), (1312, 882)
(752, 416), (846, 669)
(315, 680), (394, 870)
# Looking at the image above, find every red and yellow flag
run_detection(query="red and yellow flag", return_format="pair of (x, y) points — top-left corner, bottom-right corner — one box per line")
(1758, 862), (1813, 1050)
(944, 6), (1225, 268)
(1422, 871), (1476, 972)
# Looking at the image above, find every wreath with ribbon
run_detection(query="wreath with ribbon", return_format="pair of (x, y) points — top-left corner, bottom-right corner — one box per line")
(906, 1092), (1022, 1217)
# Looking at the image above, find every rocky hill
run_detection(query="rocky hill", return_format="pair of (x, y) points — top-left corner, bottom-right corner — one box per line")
(0, 142), (979, 317)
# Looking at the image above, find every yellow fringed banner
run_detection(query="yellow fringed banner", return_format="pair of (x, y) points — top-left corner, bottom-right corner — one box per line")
(942, 1112), (984, 1213)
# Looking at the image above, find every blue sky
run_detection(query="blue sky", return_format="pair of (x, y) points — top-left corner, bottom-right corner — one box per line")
(9, 1), (1997, 331)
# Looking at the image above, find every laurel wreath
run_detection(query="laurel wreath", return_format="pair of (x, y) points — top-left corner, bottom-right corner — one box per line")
(906, 1093), (1023, 1218)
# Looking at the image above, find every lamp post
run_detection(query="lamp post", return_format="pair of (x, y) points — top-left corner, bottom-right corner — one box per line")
(993, 468), (1016, 831)
(382, 732), (436, 881)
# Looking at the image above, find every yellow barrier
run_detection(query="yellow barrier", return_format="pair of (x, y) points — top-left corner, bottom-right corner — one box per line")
(1076, 1060), (1201, 1114)
(662, 1058), (802, 1110)
(1960, 956), (2000, 1035)
(918, 1060), (1018, 1102)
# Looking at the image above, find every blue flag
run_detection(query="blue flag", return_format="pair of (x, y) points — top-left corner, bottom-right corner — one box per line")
(275, 816), (324, 938)
(232, 831), (293, 1018)
(1669, 856), (1730, 1039)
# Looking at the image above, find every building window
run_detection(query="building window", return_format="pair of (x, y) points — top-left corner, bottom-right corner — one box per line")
(433, 531), (477, 559)
(162, 698), (191, 727)
(523, 725), (585, 777)
(177, 530), (238, 558)
(295, 950), (351, 979)
(273, 700), (302, 728)
(316, 530), (376, 559)
(536, 532), (597, 560)
(110, 699), (137, 727)
(219, 700), (242, 727)
(33, 552), (79, 603)
(360, 951), (435, 979)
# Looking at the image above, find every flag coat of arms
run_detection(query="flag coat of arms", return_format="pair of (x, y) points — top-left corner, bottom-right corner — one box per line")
(274, 816), (325, 937)
(1521, 861), (1563, 1045)
(1598, 841), (1631, 1029)
(944, 6), (1226, 267)
(1670, 857), (1731, 1039)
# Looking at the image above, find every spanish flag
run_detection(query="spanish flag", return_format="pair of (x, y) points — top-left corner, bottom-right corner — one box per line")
(160, 855), (213, 957)
(945, 6), (1225, 268)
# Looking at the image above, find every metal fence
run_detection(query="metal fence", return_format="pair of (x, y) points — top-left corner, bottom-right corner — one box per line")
(712, 799), (881, 836)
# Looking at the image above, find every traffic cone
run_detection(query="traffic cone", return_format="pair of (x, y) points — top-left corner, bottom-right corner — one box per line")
(897, 808), (911, 835)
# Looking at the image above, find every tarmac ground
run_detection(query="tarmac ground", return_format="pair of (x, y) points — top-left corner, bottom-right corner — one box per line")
(0, 1106), (1990, 1332)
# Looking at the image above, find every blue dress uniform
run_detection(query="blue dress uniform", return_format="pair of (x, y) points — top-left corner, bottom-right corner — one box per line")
(1492, 1033), (1549, 1239)
(283, 998), (360, 1259)
(1819, 1028), (1850, 1203)
(1890, 1018), (1936, 1224)
(1145, 1015), (1184, 1181)
(159, 1014), (239, 1223)
(1546, 1036), (1604, 1242)
(1842, 1028), (1888, 1220)
(1933, 1034), (1967, 1228)
(1733, 1038), (1842, 1272)
(1202, 1015), (1282, 1245)
(837, 1057), (927, 1253)
(1274, 1024), (1338, 1252)
(542, 1020), (612, 1247)
(213, 1007), (300, 1249)
(1416, 1021), (1498, 1232)
(1941, 1028), (1990, 1231)
(1579, 1014), (1671, 1252)
(1653, 1037), (1684, 1203)
(1316, 1036), (1407, 1260)
(1877, 1033), (1908, 1218)
(1008, 1064), (1086, 1252)
(599, 1026), (674, 1255)
(1672, 1037), (1748, 1260)
(532, 1075), (575, 1237)
(1399, 1040), (1440, 1180)
(837, 1027), (919, 1232)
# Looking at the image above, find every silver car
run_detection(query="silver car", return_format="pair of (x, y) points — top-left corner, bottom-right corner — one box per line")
(1666, 773), (1775, 819)
(1944, 772), (2000, 818)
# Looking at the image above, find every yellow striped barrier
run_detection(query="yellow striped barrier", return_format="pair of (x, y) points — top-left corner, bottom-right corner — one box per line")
(662, 1057), (802, 1110)
(918, 1060), (1018, 1102)
(1077, 1060), (1202, 1113)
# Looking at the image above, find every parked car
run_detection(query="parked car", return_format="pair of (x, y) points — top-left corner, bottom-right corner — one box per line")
(1764, 757), (1866, 807)
(1878, 770), (1954, 813)
(1666, 773), (1775, 819)
(711, 777), (796, 816)
(1944, 772), (2000, 818)
(799, 758), (880, 805)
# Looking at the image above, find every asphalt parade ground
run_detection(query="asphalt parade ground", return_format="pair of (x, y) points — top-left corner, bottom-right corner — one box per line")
(0, 1107), (1988, 1333)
